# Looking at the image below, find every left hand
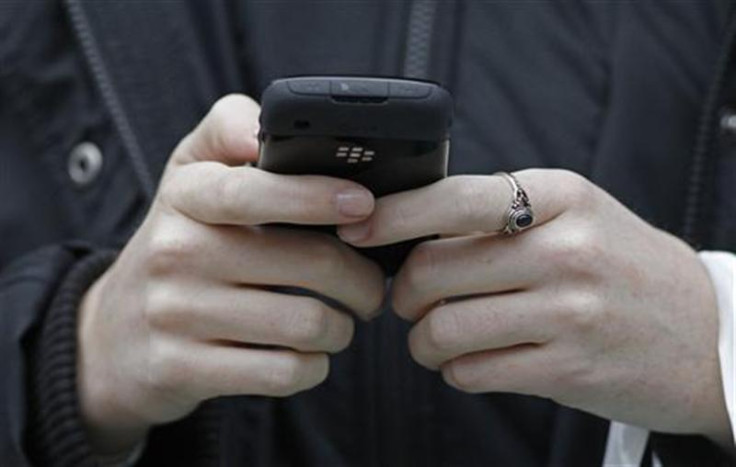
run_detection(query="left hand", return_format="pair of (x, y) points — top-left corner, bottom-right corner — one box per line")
(338, 169), (733, 447)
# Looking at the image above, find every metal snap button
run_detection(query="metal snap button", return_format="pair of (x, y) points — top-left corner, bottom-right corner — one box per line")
(68, 142), (103, 187)
(720, 111), (736, 135)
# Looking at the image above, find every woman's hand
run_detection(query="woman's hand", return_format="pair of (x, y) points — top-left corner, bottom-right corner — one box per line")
(338, 169), (733, 447)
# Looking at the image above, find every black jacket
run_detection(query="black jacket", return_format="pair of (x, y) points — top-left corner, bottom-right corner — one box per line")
(1, 1), (735, 466)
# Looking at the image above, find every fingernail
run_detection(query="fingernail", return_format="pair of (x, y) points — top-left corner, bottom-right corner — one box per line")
(336, 189), (373, 218)
(338, 222), (371, 243)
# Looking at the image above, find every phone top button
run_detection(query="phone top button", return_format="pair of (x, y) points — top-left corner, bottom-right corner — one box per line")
(389, 82), (432, 99)
(330, 79), (389, 97)
(288, 79), (330, 95)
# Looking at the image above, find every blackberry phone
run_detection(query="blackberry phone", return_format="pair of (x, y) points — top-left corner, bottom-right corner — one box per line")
(257, 76), (453, 275)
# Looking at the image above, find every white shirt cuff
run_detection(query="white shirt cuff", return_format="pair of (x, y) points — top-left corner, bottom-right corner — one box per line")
(96, 439), (146, 467)
(698, 251), (735, 444)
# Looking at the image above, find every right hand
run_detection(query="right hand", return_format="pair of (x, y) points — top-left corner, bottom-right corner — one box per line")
(77, 95), (385, 455)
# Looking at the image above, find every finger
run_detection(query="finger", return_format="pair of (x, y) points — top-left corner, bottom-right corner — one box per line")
(171, 94), (261, 167)
(408, 292), (553, 370)
(151, 285), (355, 353)
(440, 345), (553, 396)
(175, 343), (330, 398)
(147, 219), (385, 319)
(163, 162), (374, 226)
(391, 232), (545, 321)
(338, 169), (589, 246)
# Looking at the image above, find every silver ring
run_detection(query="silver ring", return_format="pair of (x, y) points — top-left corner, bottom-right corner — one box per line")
(494, 171), (534, 235)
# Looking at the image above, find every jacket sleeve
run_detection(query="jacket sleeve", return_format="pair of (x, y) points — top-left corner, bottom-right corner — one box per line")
(650, 434), (733, 466)
(0, 243), (116, 466)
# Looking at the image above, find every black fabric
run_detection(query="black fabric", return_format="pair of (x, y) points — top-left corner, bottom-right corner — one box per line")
(651, 433), (735, 467)
(0, 244), (96, 465)
(0, 1), (734, 465)
(26, 250), (117, 467)
(641, 437), (653, 467)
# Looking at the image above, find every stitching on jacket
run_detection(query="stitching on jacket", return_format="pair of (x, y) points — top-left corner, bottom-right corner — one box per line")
(403, 0), (438, 80)
(62, 0), (156, 201)
(682, 6), (736, 246)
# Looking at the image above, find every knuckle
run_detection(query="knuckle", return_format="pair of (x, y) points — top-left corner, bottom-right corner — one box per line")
(404, 242), (440, 291)
(552, 353), (599, 399)
(305, 237), (349, 280)
(210, 94), (239, 113)
(442, 360), (482, 393)
(217, 170), (251, 220)
(208, 95), (245, 127)
(558, 290), (605, 333)
(407, 333), (430, 368)
(158, 164), (217, 214)
(146, 338), (188, 395)
(263, 354), (309, 397)
(544, 227), (600, 278)
(394, 243), (441, 317)
(171, 132), (196, 162)
(288, 300), (331, 345)
(554, 170), (596, 208)
(146, 229), (197, 276)
(359, 273), (386, 319)
(143, 286), (182, 330)
(207, 95), (255, 155)
(157, 169), (185, 209)
(332, 314), (355, 352)
(425, 308), (462, 354)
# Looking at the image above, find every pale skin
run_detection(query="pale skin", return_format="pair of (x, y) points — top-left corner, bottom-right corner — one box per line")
(78, 95), (734, 457)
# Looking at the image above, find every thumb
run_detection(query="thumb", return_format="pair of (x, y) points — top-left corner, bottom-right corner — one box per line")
(171, 94), (261, 167)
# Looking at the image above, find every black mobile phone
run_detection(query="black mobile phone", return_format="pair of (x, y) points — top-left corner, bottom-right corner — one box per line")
(257, 76), (453, 275)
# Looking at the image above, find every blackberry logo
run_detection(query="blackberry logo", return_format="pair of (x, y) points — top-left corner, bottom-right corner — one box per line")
(336, 146), (375, 164)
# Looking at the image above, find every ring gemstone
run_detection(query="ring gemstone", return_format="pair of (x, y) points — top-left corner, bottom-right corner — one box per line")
(516, 212), (533, 228)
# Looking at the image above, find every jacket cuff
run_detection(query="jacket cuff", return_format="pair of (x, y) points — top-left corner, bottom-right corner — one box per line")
(26, 250), (117, 467)
(651, 432), (734, 466)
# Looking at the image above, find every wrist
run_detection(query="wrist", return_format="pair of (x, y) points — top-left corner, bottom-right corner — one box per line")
(696, 252), (736, 455)
(77, 271), (151, 456)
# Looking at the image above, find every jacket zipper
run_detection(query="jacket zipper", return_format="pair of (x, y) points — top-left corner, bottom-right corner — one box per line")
(63, 0), (156, 201)
(403, 0), (439, 80)
(372, 2), (440, 465)
(682, 6), (736, 245)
